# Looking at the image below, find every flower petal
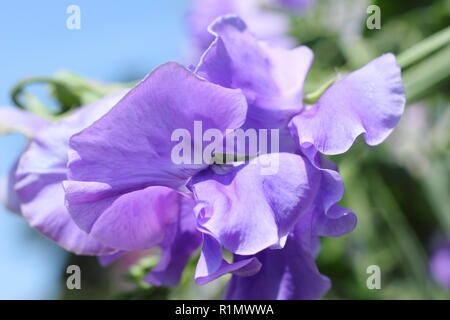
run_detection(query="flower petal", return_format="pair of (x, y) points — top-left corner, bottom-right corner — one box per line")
(194, 234), (261, 285)
(196, 15), (313, 130)
(315, 204), (357, 237)
(188, 1), (294, 55)
(191, 153), (321, 255)
(14, 93), (126, 255)
(67, 62), (248, 192)
(144, 197), (202, 287)
(63, 182), (181, 251)
(225, 226), (330, 300)
(0, 107), (48, 137)
(301, 153), (358, 241)
(65, 63), (247, 247)
(16, 180), (114, 255)
(223, 200), (354, 300)
(188, 0), (235, 53)
(290, 54), (405, 155)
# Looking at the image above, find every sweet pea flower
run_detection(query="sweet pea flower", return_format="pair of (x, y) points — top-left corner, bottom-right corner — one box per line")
(63, 14), (404, 299)
(63, 60), (347, 297)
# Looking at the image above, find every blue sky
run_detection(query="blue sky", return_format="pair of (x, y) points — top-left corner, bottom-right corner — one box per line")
(0, 0), (188, 299)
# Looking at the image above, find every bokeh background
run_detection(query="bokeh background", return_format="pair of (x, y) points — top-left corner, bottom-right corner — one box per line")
(0, 0), (449, 299)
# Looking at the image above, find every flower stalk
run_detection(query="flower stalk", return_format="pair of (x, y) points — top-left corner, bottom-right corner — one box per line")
(397, 26), (450, 69)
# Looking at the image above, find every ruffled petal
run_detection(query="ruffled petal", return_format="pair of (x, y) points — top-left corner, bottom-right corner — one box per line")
(14, 92), (126, 255)
(224, 227), (330, 300)
(224, 156), (356, 300)
(188, 1), (293, 55)
(188, 0), (235, 52)
(67, 62), (248, 194)
(315, 204), (357, 238)
(65, 63), (246, 251)
(64, 184), (181, 251)
(144, 197), (202, 287)
(300, 153), (358, 243)
(191, 153), (321, 255)
(16, 181), (114, 255)
(223, 204), (354, 300)
(196, 15), (313, 130)
(290, 54), (405, 155)
(194, 234), (261, 285)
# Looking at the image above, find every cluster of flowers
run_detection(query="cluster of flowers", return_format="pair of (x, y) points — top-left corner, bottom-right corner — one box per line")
(1, 14), (405, 299)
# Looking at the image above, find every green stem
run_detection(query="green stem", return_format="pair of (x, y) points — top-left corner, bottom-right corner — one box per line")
(10, 77), (77, 118)
(11, 77), (56, 109)
(397, 26), (450, 69)
(303, 75), (338, 104)
(403, 45), (450, 103)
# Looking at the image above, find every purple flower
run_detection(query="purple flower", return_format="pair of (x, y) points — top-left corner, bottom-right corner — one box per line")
(430, 244), (450, 290)
(63, 14), (404, 299)
(64, 62), (339, 293)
